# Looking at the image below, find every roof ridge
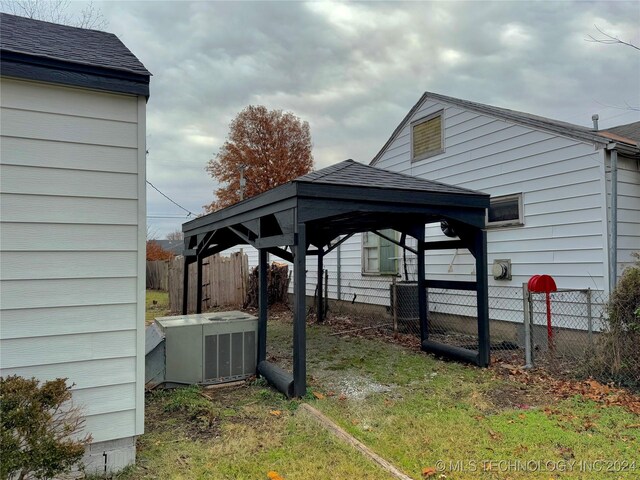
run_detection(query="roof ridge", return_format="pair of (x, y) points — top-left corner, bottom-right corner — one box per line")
(0, 12), (110, 35)
(297, 159), (355, 182)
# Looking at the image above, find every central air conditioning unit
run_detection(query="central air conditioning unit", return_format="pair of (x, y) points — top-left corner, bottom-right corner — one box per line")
(154, 311), (258, 386)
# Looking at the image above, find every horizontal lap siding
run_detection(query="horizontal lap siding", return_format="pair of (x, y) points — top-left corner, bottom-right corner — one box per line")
(0, 78), (143, 443)
(616, 157), (640, 276)
(375, 99), (607, 291)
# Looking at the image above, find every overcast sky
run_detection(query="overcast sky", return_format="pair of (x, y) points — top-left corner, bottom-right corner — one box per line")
(92, 1), (640, 237)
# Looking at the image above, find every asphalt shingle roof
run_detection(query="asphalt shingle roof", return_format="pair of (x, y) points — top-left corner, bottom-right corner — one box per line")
(602, 121), (640, 144)
(0, 13), (150, 76)
(297, 159), (486, 196)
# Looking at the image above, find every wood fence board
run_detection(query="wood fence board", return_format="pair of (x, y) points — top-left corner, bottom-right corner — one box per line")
(165, 252), (248, 313)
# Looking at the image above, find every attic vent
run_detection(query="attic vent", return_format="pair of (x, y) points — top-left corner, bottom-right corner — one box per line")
(412, 111), (444, 161)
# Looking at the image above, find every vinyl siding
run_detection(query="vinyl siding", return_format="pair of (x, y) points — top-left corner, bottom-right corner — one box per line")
(0, 78), (145, 444)
(373, 98), (609, 290)
(614, 156), (640, 277)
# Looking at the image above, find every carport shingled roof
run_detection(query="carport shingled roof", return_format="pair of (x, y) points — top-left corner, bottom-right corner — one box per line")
(296, 159), (483, 195)
(183, 159), (488, 240)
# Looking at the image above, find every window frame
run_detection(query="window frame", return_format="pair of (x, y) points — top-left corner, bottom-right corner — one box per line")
(486, 193), (524, 228)
(361, 230), (399, 276)
(410, 110), (445, 162)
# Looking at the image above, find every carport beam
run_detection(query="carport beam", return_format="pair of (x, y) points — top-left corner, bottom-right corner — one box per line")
(317, 251), (324, 322)
(293, 223), (307, 397)
(416, 225), (427, 343)
(258, 248), (268, 365)
(475, 229), (490, 367)
(196, 255), (203, 314)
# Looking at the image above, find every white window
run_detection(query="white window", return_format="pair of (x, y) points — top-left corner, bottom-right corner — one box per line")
(487, 194), (523, 227)
(411, 111), (444, 161)
(362, 230), (398, 275)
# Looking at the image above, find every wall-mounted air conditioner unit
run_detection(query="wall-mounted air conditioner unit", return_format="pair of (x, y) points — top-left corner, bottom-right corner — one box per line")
(155, 311), (258, 385)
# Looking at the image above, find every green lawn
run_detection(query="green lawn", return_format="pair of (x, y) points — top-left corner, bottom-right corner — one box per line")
(126, 311), (640, 480)
(145, 289), (171, 324)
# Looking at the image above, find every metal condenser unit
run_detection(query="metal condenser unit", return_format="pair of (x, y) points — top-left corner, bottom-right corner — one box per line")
(155, 311), (258, 385)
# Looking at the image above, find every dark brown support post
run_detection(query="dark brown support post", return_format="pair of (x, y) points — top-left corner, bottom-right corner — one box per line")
(258, 248), (268, 365)
(416, 224), (428, 343)
(475, 229), (490, 367)
(182, 256), (190, 314)
(317, 250), (324, 322)
(293, 223), (307, 397)
(196, 254), (203, 314)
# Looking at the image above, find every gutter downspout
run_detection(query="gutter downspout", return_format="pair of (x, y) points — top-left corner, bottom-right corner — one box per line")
(337, 241), (342, 301)
(607, 143), (618, 294)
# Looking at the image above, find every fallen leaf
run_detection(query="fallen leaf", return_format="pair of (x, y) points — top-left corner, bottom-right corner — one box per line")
(338, 394), (347, 401)
(488, 429), (503, 441)
(269, 410), (282, 416)
(422, 466), (437, 477)
(312, 391), (325, 400)
(626, 424), (640, 428)
(267, 471), (284, 480)
(518, 414), (526, 419)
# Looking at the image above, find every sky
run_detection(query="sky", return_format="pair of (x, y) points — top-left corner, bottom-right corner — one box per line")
(77, 1), (640, 236)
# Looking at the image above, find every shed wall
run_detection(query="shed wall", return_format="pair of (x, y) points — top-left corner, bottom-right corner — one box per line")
(0, 78), (145, 447)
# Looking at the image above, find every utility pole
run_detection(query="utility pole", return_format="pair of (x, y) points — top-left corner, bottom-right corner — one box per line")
(239, 164), (247, 201)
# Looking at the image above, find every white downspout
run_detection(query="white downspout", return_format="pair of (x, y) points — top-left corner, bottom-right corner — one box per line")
(607, 143), (618, 294)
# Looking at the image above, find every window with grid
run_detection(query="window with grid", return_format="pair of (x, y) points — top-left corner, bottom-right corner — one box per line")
(412, 112), (444, 161)
(362, 230), (398, 275)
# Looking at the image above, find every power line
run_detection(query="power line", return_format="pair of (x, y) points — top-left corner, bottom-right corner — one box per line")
(146, 180), (195, 218)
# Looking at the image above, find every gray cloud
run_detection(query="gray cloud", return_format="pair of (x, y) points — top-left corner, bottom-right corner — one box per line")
(95, 1), (639, 236)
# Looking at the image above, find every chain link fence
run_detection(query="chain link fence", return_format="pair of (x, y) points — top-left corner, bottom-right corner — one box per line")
(528, 289), (638, 389)
(310, 271), (638, 390)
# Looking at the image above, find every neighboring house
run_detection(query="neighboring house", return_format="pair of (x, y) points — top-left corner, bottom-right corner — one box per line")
(155, 239), (185, 255)
(228, 93), (639, 331)
(0, 14), (150, 473)
(366, 93), (639, 293)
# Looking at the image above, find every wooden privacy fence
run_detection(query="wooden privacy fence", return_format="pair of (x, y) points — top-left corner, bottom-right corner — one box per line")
(168, 251), (249, 313)
(146, 260), (169, 290)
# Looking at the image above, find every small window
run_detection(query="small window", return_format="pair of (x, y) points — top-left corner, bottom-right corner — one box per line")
(412, 112), (444, 161)
(487, 194), (523, 227)
(362, 230), (398, 275)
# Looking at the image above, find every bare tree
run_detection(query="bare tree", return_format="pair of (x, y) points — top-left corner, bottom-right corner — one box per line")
(586, 24), (640, 51)
(166, 230), (184, 241)
(0, 0), (107, 29)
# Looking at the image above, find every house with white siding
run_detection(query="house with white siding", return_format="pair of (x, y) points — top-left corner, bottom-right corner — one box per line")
(0, 14), (150, 473)
(229, 92), (639, 335)
(365, 93), (639, 293)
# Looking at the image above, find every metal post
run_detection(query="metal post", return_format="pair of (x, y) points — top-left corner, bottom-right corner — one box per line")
(392, 276), (398, 333)
(196, 255), (203, 314)
(523, 283), (533, 368)
(586, 288), (594, 348)
(337, 242), (342, 301)
(317, 251), (324, 322)
(258, 248), (268, 365)
(182, 256), (190, 314)
(324, 269), (329, 316)
(416, 225), (427, 343)
(293, 223), (307, 397)
(475, 230), (490, 367)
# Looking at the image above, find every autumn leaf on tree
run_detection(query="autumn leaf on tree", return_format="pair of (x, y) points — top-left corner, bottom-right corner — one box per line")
(146, 240), (175, 261)
(205, 105), (313, 211)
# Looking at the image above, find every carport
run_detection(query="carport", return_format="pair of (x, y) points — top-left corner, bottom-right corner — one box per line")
(182, 159), (490, 397)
